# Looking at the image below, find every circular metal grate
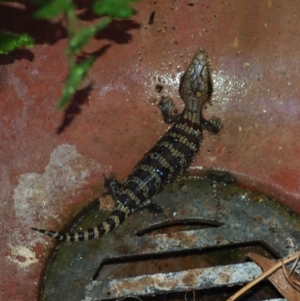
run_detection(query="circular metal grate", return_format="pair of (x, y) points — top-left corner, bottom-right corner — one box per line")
(40, 171), (300, 300)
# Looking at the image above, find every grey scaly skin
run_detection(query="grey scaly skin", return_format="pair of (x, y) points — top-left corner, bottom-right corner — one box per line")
(32, 50), (222, 242)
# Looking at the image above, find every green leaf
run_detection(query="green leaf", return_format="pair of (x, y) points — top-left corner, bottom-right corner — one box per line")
(34, 0), (75, 19)
(93, 0), (137, 19)
(56, 56), (94, 111)
(0, 30), (34, 55)
(68, 17), (111, 55)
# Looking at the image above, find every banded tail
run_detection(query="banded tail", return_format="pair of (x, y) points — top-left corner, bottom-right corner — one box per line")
(31, 207), (128, 242)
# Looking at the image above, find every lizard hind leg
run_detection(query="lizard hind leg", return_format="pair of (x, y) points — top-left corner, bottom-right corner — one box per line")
(136, 199), (164, 214)
(103, 173), (122, 203)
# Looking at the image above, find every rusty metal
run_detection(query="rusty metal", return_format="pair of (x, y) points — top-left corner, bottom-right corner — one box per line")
(41, 172), (300, 301)
(86, 262), (262, 299)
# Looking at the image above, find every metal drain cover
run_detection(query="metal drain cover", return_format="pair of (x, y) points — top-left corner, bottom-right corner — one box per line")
(41, 173), (300, 301)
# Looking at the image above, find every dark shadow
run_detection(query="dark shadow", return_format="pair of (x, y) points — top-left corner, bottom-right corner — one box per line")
(75, 0), (102, 22)
(74, 0), (95, 10)
(56, 83), (94, 134)
(95, 19), (140, 44)
(82, 43), (112, 62)
(0, 48), (34, 65)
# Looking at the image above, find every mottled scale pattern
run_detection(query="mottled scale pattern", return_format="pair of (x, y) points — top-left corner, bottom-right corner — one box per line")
(32, 50), (222, 242)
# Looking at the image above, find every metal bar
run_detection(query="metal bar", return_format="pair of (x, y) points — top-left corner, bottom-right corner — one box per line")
(85, 262), (263, 300)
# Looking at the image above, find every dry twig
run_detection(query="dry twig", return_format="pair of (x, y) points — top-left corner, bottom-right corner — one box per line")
(226, 251), (300, 301)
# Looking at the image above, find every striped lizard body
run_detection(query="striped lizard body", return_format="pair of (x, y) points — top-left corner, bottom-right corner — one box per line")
(32, 50), (222, 242)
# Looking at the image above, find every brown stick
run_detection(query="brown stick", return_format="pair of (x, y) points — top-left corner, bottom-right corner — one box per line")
(226, 251), (300, 301)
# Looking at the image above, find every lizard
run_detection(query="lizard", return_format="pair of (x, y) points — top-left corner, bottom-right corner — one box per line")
(32, 49), (222, 242)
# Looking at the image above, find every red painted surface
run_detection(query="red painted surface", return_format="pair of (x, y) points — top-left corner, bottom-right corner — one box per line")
(1, 1), (300, 300)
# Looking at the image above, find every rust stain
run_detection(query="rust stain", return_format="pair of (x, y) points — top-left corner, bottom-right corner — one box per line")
(181, 270), (200, 286)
